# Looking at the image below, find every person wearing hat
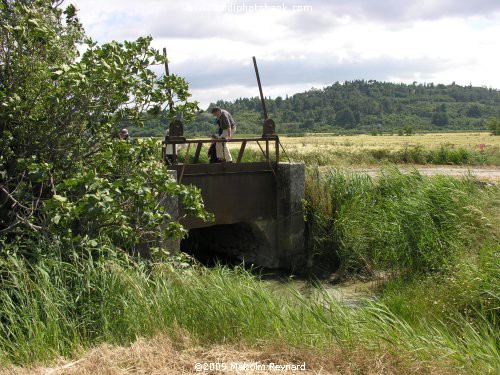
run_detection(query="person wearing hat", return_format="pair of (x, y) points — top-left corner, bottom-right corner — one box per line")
(119, 128), (129, 141)
(211, 107), (236, 162)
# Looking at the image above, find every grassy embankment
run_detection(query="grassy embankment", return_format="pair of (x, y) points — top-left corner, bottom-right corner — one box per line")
(1, 168), (498, 374)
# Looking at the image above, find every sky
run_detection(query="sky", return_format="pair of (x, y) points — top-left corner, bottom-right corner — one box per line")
(67, 0), (500, 108)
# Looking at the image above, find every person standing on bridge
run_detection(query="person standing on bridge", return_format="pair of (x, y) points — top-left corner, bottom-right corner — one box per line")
(211, 107), (236, 162)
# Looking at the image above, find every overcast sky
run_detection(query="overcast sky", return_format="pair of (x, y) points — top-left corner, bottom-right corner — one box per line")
(67, 0), (500, 108)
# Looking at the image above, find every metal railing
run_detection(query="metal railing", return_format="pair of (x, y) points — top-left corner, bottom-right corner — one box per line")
(162, 136), (289, 166)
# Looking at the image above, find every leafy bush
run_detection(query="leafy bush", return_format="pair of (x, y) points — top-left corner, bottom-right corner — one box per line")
(0, 1), (209, 260)
(0, 0), (200, 246)
(41, 140), (211, 259)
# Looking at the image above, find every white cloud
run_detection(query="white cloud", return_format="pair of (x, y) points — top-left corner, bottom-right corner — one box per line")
(66, 0), (500, 107)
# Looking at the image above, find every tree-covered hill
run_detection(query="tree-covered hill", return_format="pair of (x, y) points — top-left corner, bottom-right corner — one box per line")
(134, 80), (500, 137)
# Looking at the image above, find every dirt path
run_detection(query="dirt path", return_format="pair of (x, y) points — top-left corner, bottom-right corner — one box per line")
(354, 166), (500, 181)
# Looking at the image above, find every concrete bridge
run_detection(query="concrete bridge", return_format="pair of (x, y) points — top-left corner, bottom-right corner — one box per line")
(165, 138), (306, 271)
(158, 55), (308, 269)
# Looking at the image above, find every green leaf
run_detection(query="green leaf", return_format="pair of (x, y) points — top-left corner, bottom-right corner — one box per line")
(27, 19), (40, 27)
(53, 195), (68, 203)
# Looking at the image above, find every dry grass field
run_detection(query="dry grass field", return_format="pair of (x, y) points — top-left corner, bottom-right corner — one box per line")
(225, 132), (500, 167)
(279, 132), (499, 152)
(228, 132), (498, 152)
(170, 132), (498, 155)
(1, 334), (452, 375)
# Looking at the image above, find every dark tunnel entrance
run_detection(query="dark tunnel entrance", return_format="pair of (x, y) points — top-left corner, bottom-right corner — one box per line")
(180, 222), (274, 268)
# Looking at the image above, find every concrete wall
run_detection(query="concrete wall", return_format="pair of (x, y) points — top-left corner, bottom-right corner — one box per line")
(169, 163), (306, 271)
(275, 163), (306, 270)
(249, 163), (306, 270)
(170, 162), (277, 229)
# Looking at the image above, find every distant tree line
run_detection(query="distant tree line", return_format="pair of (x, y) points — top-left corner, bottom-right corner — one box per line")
(130, 80), (500, 137)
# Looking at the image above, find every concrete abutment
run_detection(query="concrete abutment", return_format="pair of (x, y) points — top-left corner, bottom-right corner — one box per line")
(168, 163), (306, 271)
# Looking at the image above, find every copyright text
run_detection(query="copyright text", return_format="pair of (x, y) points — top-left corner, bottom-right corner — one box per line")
(194, 361), (307, 372)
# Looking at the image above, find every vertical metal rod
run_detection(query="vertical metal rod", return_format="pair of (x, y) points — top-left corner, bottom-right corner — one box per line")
(256, 141), (266, 158)
(172, 142), (177, 164)
(279, 139), (291, 163)
(252, 56), (268, 120)
(237, 140), (247, 163)
(179, 142), (191, 185)
(265, 139), (269, 163)
(256, 141), (275, 176)
(193, 142), (202, 164)
(163, 47), (174, 113)
(275, 139), (279, 164)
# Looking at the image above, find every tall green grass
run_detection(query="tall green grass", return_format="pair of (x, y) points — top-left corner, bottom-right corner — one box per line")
(288, 145), (498, 166)
(380, 241), (499, 327)
(304, 167), (491, 276)
(0, 250), (498, 373)
(0, 165), (498, 373)
(301, 166), (499, 372)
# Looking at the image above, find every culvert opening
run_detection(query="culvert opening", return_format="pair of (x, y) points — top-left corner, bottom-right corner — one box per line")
(180, 222), (271, 268)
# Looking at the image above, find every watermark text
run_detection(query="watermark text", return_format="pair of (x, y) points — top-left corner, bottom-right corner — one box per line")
(186, 3), (313, 13)
(194, 361), (307, 372)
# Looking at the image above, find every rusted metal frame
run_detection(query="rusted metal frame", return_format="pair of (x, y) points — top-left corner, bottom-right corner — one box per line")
(165, 137), (266, 144)
(161, 144), (166, 163)
(265, 139), (270, 163)
(255, 141), (266, 159)
(163, 48), (174, 113)
(179, 142), (191, 184)
(236, 140), (247, 163)
(252, 56), (268, 120)
(193, 142), (203, 163)
(278, 138), (291, 163)
(256, 141), (276, 177)
(172, 143), (177, 164)
(275, 139), (279, 164)
(164, 137), (285, 166)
